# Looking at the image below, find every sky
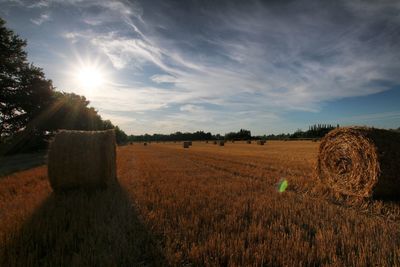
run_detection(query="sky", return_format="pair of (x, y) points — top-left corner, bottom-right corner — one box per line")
(1, 0), (400, 135)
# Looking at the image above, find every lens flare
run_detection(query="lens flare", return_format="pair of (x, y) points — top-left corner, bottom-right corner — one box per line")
(277, 179), (288, 193)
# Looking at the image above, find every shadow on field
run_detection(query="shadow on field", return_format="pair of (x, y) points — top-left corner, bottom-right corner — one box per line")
(1, 182), (168, 267)
(0, 152), (47, 177)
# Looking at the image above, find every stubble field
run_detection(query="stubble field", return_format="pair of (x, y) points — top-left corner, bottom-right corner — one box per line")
(1, 141), (399, 266)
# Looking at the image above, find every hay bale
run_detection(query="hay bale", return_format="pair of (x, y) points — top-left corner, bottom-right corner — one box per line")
(213, 141), (217, 145)
(143, 142), (147, 146)
(48, 130), (117, 192)
(219, 141), (225, 146)
(257, 140), (265, 145)
(247, 140), (252, 144)
(183, 141), (190, 148)
(317, 127), (400, 198)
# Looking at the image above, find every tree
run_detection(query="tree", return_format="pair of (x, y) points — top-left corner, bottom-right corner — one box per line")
(115, 126), (128, 144)
(225, 129), (251, 140)
(0, 18), (54, 138)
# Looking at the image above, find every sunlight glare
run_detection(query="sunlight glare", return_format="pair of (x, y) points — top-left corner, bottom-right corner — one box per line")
(75, 65), (104, 90)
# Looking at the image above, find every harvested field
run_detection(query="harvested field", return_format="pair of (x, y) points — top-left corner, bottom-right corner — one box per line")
(1, 141), (399, 266)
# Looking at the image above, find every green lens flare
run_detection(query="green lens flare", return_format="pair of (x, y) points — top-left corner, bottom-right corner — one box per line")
(278, 179), (288, 193)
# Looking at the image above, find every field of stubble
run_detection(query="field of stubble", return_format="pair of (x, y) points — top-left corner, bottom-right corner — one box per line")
(1, 141), (399, 266)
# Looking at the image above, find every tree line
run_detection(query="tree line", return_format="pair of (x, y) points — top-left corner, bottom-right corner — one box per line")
(0, 18), (127, 155)
(126, 125), (341, 142)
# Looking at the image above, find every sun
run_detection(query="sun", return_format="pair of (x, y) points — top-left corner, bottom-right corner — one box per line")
(75, 65), (104, 90)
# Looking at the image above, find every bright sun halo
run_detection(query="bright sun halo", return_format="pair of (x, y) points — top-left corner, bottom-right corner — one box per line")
(75, 65), (105, 90)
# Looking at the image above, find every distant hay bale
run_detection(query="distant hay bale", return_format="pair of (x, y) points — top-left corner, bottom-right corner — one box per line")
(183, 141), (190, 148)
(213, 141), (217, 145)
(317, 127), (400, 199)
(247, 140), (252, 144)
(219, 141), (225, 146)
(143, 142), (147, 146)
(257, 140), (266, 145)
(48, 130), (117, 192)
(206, 140), (209, 143)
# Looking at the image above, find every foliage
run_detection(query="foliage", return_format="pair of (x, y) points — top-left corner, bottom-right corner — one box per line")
(0, 18), (127, 154)
(128, 130), (214, 142)
(225, 129), (251, 140)
(0, 17), (54, 138)
(114, 126), (128, 144)
(266, 124), (339, 140)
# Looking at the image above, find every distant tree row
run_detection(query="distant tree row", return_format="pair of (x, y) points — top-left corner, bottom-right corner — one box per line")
(128, 131), (215, 142)
(265, 124), (339, 140)
(225, 129), (251, 140)
(127, 125), (342, 143)
(0, 18), (127, 154)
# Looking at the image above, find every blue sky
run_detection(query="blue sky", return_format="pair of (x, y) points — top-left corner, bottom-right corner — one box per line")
(1, 0), (399, 135)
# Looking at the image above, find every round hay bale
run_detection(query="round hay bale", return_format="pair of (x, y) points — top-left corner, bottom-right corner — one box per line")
(257, 140), (265, 145)
(247, 140), (252, 144)
(48, 130), (117, 192)
(219, 141), (225, 146)
(183, 141), (190, 148)
(317, 127), (400, 198)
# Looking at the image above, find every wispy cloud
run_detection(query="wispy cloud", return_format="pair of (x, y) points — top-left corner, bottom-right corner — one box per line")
(2, 0), (400, 133)
(151, 74), (177, 84)
(30, 13), (50, 25)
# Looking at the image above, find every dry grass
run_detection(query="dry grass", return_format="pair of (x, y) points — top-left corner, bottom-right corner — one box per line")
(1, 141), (399, 266)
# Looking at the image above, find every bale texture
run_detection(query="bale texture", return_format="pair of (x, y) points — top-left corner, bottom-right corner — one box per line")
(48, 130), (117, 191)
(317, 127), (400, 198)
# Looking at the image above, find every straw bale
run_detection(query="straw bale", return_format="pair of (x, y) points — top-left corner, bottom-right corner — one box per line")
(48, 130), (117, 191)
(317, 127), (400, 198)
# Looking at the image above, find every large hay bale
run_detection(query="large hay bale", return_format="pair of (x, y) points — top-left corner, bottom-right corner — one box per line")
(219, 141), (225, 146)
(48, 130), (117, 191)
(317, 127), (400, 198)
(183, 141), (190, 148)
(257, 140), (265, 145)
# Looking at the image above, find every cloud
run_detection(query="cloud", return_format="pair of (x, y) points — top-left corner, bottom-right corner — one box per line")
(3, 0), (400, 134)
(151, 74), (177, 84)
(30, 13), (50, 25)
(179, 104), (204, 113)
